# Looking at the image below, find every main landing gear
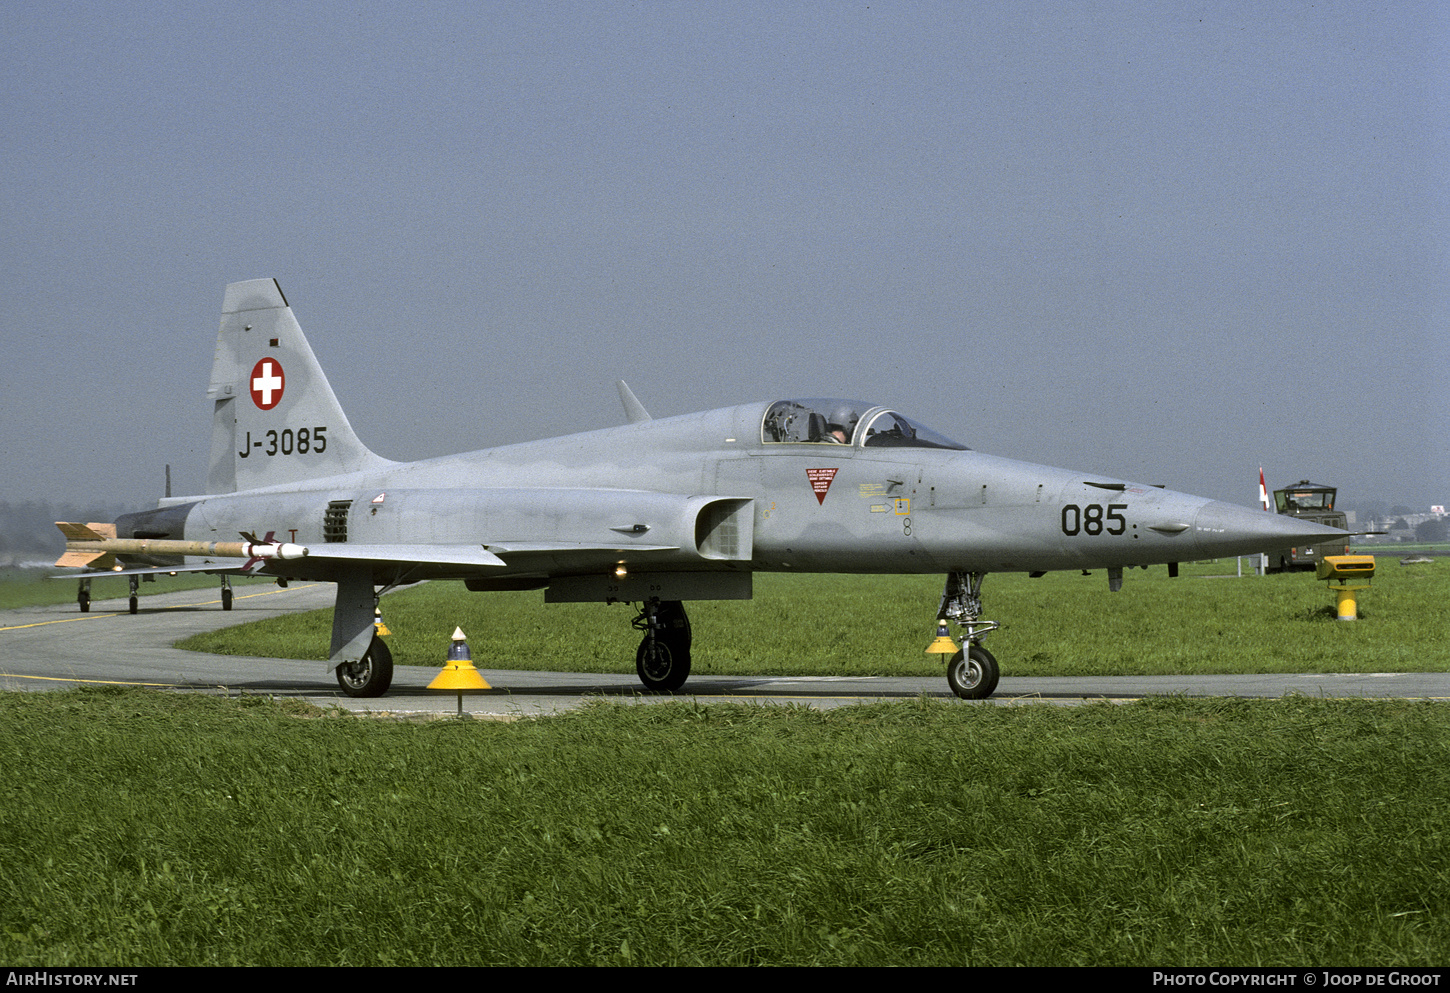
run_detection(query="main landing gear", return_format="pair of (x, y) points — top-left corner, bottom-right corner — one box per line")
(632, 599), (692, 691)
(335, 637), (394, 698)
(936, 571), (1001, 700)
(331, 575), (398, 699)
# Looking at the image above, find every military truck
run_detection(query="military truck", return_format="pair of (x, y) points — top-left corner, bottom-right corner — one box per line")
(1265, 480), (1350, 572)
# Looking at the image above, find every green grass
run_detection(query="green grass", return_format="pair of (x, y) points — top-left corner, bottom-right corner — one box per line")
(178, 557), (1449, 678)
(0, 569), (271, 610)
(2, 688), (1448, 965)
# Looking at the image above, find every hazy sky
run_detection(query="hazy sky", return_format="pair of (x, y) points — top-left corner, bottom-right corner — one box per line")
(3, 1), (1446, 513)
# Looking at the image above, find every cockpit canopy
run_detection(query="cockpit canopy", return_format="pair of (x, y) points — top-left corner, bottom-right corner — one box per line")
(761, 399), (968, 450)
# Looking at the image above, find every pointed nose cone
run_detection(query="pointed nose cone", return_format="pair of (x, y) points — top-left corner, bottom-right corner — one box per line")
(1191, 501), (1348, 558)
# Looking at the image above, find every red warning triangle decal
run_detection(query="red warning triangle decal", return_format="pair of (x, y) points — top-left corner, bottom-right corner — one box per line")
(807, 468), (839, 505)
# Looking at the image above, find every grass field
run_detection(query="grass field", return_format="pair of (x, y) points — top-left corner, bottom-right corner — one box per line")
(2, 688), (1448, 966)
(175, 556), (1448, 678)
(0, 569), (271, 611)
(5, 557), (1448, 965)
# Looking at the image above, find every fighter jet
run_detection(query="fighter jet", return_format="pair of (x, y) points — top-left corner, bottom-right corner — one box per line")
(55, 279), (1349, 700)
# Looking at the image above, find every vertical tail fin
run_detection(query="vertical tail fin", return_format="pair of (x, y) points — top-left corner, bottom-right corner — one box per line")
(206, 279), (392, 494)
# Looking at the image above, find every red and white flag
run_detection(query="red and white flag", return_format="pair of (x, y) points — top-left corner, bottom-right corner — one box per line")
(1258, 468), (1270, 511)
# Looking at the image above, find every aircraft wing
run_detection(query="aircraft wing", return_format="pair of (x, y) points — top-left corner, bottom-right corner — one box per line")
(304, 544), (509, 568)
(53, 540), (684, 582)
(313, 542), (689, 566)
(298, 542), (684, 572)
(52, 543), (513, 580)
(482, 541), (680, 556)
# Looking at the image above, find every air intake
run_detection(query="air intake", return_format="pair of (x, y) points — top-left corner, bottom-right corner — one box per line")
(695, 499), (753, 560)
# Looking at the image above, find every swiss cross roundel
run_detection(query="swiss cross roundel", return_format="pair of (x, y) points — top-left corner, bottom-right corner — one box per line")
(249, 358), (285, 410)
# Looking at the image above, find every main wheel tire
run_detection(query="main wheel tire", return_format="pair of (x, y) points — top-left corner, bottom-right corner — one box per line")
(636, 636), (691, 692)
(336, 637), (394, 698)
(128, 596), (138, 615)
(946, 645), (1000, 700)
(222, 588), (233, 611)
(78, 593), (90, 613)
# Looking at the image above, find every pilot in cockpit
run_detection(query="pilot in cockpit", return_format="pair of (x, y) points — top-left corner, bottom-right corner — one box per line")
(822, 404), (860, 444)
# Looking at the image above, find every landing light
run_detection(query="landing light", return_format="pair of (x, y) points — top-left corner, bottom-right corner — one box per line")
(615, 565), (628, 579)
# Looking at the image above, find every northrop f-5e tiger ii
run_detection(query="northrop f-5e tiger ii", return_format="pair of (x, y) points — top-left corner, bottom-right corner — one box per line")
(55, 279), (1349, 699)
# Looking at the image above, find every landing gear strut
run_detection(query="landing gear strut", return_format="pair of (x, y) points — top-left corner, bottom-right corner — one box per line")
(632, 599), (692, 691)
(329, 572), (399, 698)
(936, 571), (1000, 699)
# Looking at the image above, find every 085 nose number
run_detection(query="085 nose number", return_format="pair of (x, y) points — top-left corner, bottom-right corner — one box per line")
(1062, 503), (1128, 536)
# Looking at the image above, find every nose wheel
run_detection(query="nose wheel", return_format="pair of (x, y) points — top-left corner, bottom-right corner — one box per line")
(935, 572), (1002, 700)
(947, 645), (1000, 699)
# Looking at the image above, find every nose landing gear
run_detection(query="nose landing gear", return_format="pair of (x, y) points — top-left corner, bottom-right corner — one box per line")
(947, 644), (999, 699)
(935, 571), (1000, 699)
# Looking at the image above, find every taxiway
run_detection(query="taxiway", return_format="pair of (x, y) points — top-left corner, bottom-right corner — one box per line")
(3, 583), (1447, 717)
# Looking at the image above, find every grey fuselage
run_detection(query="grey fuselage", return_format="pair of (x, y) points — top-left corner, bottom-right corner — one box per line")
(142, 400), (1333, 589)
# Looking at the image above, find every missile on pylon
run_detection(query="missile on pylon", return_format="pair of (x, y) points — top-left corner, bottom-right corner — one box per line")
(54, 521), (309, 571)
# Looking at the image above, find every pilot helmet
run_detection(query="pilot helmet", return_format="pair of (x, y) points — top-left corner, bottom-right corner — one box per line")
(826, 403), (860, 441)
